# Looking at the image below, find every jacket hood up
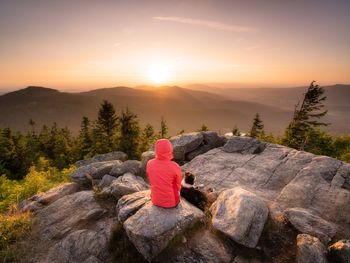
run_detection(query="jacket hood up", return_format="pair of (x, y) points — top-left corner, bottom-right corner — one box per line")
(155, 139), (173, 160)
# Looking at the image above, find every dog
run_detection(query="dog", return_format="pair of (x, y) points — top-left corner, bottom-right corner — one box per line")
(180, 172), (208, 211)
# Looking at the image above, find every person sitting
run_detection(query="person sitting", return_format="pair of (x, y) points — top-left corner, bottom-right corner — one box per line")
(146, 139), (182, 208)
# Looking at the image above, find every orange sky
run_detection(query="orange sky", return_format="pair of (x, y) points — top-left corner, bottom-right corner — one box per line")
(0, 0), (349, 90)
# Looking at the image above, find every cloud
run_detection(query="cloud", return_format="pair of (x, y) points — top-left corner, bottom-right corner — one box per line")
(153, 16), (255, 32)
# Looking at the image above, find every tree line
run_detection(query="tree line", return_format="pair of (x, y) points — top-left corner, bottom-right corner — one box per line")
(1, 81), (350, 180)
(0, 101), (169, 180)
(241, 81), (350, 163)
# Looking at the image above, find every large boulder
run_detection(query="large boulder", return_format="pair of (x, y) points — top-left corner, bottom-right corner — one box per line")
(169, 132), (204, 163)
(75, 151), (127, 167)
(328, 239), (350, 263)
(296, 234), (328, 263)
(140, 151), (155, 178)
(98, 174), (116, 189)
(110, 160), (141, 177)
(116, 190), (151, 222)
(21, 183), (79, 212)
(123, 199), (205, 261)
(210, 187), (269, 248)
(70, 160), (121, 187)
(185, 131), (227, 161)
(284, 207), (337, 243)
(159, 230), (234, 263)
(35, 191), (115, 263)
(99, 173), (148, 199)
(223, 136), (267, 154)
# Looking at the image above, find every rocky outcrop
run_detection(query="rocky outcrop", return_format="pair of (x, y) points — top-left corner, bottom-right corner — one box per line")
(110, 160), (141, 177)
(296, 234), (328, 263)
(75, 151), (127, 167)
(182, 136), (350, 238)
(16, 133), (350, 262)
(70, 160), (121, 187)
(99, 173), (148, 199)
(328, 239), (350, 263)
(123, 200), (205, 262)
(21, 183), (79, 212)
(284, 207), (337, 243)
(36, 191), (115, 263)
(210, 187), (269, 248)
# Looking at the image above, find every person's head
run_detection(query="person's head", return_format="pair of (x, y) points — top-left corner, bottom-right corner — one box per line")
(184, 172), (195, 185)
(155, 139), (173, 160)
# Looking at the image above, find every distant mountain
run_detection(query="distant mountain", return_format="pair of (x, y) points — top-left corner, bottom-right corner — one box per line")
(0, 84), (348, 135)
(0, 85), (294, 135)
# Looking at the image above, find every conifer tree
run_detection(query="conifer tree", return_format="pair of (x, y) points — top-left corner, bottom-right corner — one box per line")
(250, 113), (264, 138)
(283, 81), (328, 150)
(118, 107), (140, 159)
(95, 100), (118, 152)
(197, 124), (209, 132)
(159, 116), (168, 138)
(139, 123), (156, 154)
(78, 116), (92, 158)
(232, 125), (241, 136)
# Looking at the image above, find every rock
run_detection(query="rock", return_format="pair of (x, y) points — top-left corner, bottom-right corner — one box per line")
(75, 151), (127, 167)
(70, 160), (121, 187)
(21, 183), (79, 212)
(233, 255), (263, 263)
(328, 240), (350, 263)
(98, 174), (116, 189)
(36, 191), (107, 239)
(99, 173), (148, 199)
(116, 190), (151, 222)
(223, 136), (267, 154)
(140, 151), (155, 178)
(210, 187), (268, 248)
(182, 141), (350, 237)
(169, 132), (204, 163)
(284, 207), (337, 243)
(34, 190), (115, 263)
(123, 200), (205, 261)
(296, 234), (328, 263)
(45, 228), (111, 263)
(160, 230), (234, 263)
(185, 131), (227, 161)
(110, 160), (141, 177)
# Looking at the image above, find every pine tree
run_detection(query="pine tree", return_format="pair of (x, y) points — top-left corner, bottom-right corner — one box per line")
(232, 125), (241, 136)
(159, 116), (168, 138)
(78, 116), (92, 158)
(118, 107), (140, 159)
(95, 100), (118, 152)
(250, 113), (264, 138)
(283, 81), (328, 150)
(197, 124), (209, 132)
(139, 123), (156, 154)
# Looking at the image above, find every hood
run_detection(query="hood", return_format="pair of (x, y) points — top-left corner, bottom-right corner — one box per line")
(155, 139), (173, 160)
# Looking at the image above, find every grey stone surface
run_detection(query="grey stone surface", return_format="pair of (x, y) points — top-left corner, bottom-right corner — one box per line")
(21, 183), (79, 212)
(99, 173), (148, 199)
(210, 187), (268, 248)
(296, 234), (328, 263)
(70, 160), (121, 187)
(116, 190), (151, 222)
(169, 132), (204, 162)
(75, 151), (127, 167)
(284, 207), (337, 243)
(110, 160), (141, 177)
(123, 200), (205, 261)
(98, 174), (116, 189)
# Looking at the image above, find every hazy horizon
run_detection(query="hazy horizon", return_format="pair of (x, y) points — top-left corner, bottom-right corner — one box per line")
(1, 0), (349, 90)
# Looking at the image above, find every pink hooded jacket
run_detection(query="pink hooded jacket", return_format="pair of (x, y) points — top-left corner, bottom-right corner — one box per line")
(146, 139), (182, 208)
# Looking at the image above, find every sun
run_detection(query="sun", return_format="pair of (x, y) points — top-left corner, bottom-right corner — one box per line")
(146, 62), (172, 84)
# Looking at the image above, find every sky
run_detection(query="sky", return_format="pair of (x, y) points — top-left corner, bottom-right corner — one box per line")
(0, 0), (349, 90)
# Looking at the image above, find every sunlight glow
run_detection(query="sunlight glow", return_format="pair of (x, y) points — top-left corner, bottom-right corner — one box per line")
(146, 62), (172, 84)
